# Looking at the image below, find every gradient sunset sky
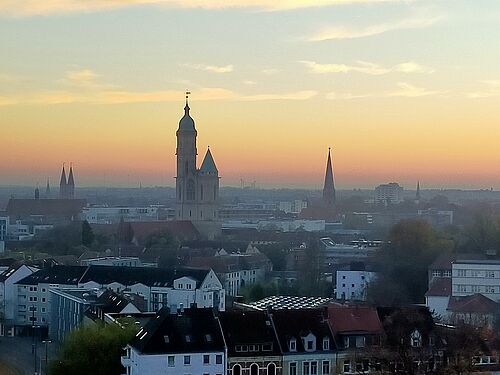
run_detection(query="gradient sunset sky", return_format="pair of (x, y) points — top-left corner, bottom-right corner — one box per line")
(2, 0), (500, 189)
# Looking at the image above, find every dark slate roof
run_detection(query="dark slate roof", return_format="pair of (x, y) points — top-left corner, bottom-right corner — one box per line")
(16, 266), (87, 286)
(6, 199), (86, 218)
(218, 310), (281, 356)
(425, 277), (452, 297)
(200, 148), (218, 175)
(16, 265), (211, 287)
(271, 308), (335, 353)
(80, 266), (210, 287)
(95, 289), (131, 314)
(130, 308), (225, 354)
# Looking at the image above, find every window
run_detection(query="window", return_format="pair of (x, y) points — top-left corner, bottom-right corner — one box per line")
(411, 330), (422, 348)
(232, 364), (241, 375)
(443, 270), (451, 277)
(343, 360), (351, 374)
(322, 360), (330, 375)
(203, 355), (210, 364)
(268, 363), (276, 375)
(457, 269), (466, 277)
(184, 355), (191, 365)
(343, 336), (349, 348)
(289, 362), (297, 375)
(168, 356), (175, 367)
(458, 285), (467, 293)
(42, 298), (46, 303)
(289, 338), (297, 352)
(216, 355), (222, 364)
(432, 270), (441, 277)
(250, 363), (258, 375)
(356, 336), (365, 348)
(311, 361), (318, 375)
(187, 179), (195, 200)
(342, 275), (346, 279)
(303, 362), (310, 375)
(307, 340), (314, 350)
(323, 337), (330, 350)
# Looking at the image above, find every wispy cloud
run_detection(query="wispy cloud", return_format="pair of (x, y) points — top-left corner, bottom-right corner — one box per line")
(326, 82), (444, 100)
(0, 0), (406, 17)
(183, 63), (234, 74)
(308, 15), (442, 41)
(467, 80), (500, 98)
(301, 60), (434, 75)
(241, 90), (317, 101)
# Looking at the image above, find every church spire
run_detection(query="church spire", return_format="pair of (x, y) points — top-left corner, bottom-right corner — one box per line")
(184, 91), (191, 114)
(323, 147), (336, 207)
(45, 178), (51, 198)
(59, 164), (67, 199)
(67, 164), (75, 199)
(416, 181), (421, 202)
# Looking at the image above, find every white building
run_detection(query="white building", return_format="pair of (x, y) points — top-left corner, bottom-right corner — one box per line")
(14, 265), (225, 330)
(122, 308), (226, 375)
(336, 269), (377, 301)
(80, 257), (143, 267)
(452, 259), (500, 300)
(374, 183), (403, 205)
(81, 205), (168, 224)
(0, 216), (8, 252)
(279, 200), (308, 214)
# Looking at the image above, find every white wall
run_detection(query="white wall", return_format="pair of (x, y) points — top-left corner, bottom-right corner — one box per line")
(425, 295), (450, 321)
(336, 271), (377, 301)
(452, 262), (500, 300)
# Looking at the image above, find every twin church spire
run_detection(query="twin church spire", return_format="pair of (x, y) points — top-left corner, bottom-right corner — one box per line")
(59, 164), (75, 199)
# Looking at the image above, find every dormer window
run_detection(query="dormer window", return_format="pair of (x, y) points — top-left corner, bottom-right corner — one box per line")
(302, 333), (316, 352)
(323, 337), (330, 350)
(289, 338), (297, 352)
(411, 329), (422, 348)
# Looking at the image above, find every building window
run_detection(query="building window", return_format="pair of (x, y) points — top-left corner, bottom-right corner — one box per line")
(307, 340), (314, 350)
(289, 362), (297, 375)
(457, 269), (466, 277)
(411, 329), (422, 348)
(322, 360), (330, 375)
(311, 361), (318, 375)
(168, 356), (175, 367)
(443, 270), (451, 277)
(187, 179), (195, 200)
(343, 360), (351, 374)
(184, 355), (191, 365)
(216, 354), (222, 364)
(203, 354), (210, 364)
(356, 336), (365, 348)
(250, 363), (258, 375)
(323, 337), (330, 350)
(268, 363), (276, 375)
(289, 338), (297, 352)
(232, 364), (241, 375)
(303, 361), (310, 375)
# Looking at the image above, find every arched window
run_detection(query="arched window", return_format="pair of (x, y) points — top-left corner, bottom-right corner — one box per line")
(187, 179), (195, 200)
(268, 363), (276, 375)
(200, 184), (204, 200)
(233, 364), (242, 375)
(250, 363), (259, 375)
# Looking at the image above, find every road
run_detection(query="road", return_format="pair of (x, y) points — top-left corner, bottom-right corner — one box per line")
(0, 336), (58, 375)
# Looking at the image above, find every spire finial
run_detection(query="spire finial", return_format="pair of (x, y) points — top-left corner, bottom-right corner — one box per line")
(184, 91), (191, 113)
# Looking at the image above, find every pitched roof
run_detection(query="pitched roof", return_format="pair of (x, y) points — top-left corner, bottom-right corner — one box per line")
(200, 148), (218, 175)
(6, 198), (86, 218)
(271, 308), (335, 353)
(16, 265), (211, 288)
(328, 305), (383, 334)
(448, 294), (499, 314)
(130, 308), (225, 354)
(219, 310), (281, 356)
(250, 296), (333, 311)
(425, 277), (452, 297)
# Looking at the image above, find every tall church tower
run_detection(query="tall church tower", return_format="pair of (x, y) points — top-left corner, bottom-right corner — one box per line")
(59, 164), (67, 199)
(175, 95), (220, 238)
(323, 147), (336, 207)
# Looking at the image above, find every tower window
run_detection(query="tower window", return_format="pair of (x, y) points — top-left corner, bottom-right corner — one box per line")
(187, 179), (195, 200)
(189, 210), (192, 217)
(200, 211), (203, 218)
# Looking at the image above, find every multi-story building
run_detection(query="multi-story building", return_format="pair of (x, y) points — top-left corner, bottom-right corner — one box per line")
(122, 308), (226, 375)
(374, 182), (403, 205)
(335, 265), (378, 301)
(0, 215), (8, 252)
(452, 259), (500, 300)
(81, 205), (171, 224)
(14, 265), (225, 331)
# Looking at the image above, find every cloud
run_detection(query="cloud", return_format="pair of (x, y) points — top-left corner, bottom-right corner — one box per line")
(467, 80), (500, 98)
(241, 90), (317, 101)
(65, 69), (99, 83)
(325, 82), (443, 100)
(0, 0), (405, 16)
(301, 60), (434, 75)
(183, 63), (234, 73)
(308, 15), (442, 41)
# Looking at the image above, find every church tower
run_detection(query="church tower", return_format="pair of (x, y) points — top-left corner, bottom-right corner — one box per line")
(67, 164), (75, 198)
(59, 164), (67, 199)
(323, 147), (336, 207)
(175, 95), (220, 238)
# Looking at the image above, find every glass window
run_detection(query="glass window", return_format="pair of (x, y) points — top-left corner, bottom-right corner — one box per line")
(289, 363), (297, 375)
(184, 355), (190, 365)
(216, 355), (222, 364)
(343, 360), (350, 374)
(322, 360), (330, 375)
(311, 361), (318, 375)
(203, 354), (210, 364)
(168, 356), (175, 367)
(303, 362), (310, 375)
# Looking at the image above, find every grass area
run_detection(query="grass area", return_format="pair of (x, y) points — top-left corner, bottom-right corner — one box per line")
(0, 361), (22, 375)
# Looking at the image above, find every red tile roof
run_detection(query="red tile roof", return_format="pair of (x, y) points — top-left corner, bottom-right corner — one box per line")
(448, 294), (499, 314)
(328, 304), (383, 334)
(425, 277), (452, 297)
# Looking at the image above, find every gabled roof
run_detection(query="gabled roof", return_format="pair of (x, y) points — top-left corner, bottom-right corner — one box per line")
(425, 277), (452, 297)
(130, 308), (225, 354)
(16, 265), (87, 286)
(271, 308), (335, 353)
(219, 310), (281, 356)
(448, 294), (499, 314)
(200, 148), (218, 175)
(6, 198), (86, 217)
(328, 305), (383, 334)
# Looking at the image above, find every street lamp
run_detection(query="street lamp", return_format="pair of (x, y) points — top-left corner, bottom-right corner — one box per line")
(42, 340), (52, 375)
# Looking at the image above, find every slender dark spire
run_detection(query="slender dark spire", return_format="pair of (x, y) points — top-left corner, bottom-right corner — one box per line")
(34, 185), (40, 200)
(59, 164), (67, 198)
(67, 164), (75, 199)
(416, 181), (421, 201)
(323, 147), (336, 207)
(45, 178), (51, 197)
(184, 91), (191, 114)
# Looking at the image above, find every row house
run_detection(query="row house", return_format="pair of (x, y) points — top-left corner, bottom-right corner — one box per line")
(13, 265), (225, 332)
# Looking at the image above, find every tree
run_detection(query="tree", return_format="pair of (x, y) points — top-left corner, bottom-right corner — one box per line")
(144, 230), (179, 267)
(117, 217), (134, 245)
(81, 220), (95, 247)
(50, 320), (138, 375)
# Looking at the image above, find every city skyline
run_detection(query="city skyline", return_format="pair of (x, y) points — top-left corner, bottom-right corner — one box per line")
(2, 0), (500, 189)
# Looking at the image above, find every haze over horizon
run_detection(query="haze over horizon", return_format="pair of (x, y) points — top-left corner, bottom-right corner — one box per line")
(2, 0), (500, 190)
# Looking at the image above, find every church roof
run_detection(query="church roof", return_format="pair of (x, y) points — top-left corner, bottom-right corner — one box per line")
(178, 102), (196, 132)
(200, 148), (218, 175)
(59, 165), (67, 186)
(67, 166), (75, 186)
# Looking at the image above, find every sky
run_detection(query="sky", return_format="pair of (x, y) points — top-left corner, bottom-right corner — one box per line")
(1, 0), (500, 190)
